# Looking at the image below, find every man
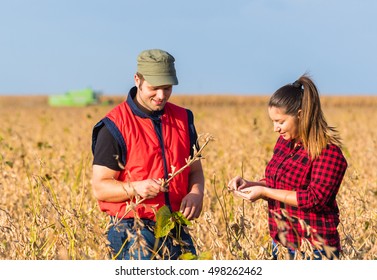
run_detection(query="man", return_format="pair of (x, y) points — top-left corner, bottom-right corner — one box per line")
(91, 49), (204, 260)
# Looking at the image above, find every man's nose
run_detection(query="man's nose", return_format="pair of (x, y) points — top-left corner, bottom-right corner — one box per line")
(155, 89), (166, 99)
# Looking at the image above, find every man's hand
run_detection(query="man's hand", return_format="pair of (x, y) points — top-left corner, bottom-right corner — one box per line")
(133, 178), (166, 199)
(180, 191), (204, 220)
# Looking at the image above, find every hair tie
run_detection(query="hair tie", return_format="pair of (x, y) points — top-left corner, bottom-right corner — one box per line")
(292, 80), (304, 93)
(292, 80), (302, 88)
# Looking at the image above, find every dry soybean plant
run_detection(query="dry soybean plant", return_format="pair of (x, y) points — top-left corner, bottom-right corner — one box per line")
(107, 133), (214, 260)
(0, 96), (376, 260)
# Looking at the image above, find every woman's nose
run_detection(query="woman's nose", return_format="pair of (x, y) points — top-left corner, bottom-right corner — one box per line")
(274, 124), (280, 132)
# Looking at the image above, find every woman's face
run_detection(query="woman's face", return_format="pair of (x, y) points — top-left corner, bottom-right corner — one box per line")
(268, 106), (299, 141)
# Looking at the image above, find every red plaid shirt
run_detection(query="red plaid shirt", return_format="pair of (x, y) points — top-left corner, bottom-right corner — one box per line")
(265, 136), (347, 251)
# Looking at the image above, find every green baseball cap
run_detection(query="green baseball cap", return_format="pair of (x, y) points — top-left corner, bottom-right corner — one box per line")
(137, 49), (178, 86)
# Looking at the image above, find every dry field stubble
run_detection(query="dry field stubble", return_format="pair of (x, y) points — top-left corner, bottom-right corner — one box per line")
(0, 95), (376, 260)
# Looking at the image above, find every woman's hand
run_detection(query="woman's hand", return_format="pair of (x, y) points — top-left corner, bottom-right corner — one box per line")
(234, 186), (265, 202)
(227, 176), (268, 203)
(227, 176), (249, 191)
(228, 176), (266, 191)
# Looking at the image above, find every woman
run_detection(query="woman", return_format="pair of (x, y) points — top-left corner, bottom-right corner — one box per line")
(228, 74), (347, 259)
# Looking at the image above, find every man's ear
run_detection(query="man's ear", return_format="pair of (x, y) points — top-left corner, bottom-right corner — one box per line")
(134, 74), (140, 87)
(134, 73), (144, 90)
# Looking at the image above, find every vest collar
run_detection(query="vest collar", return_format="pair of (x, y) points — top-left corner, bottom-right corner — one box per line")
(126, 86), (164, 121)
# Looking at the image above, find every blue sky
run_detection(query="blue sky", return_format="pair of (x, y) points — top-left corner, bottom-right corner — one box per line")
(1, 0), (376, 95)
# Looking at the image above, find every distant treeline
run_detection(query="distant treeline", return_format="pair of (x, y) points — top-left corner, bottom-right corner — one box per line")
(1, 94), (377, 108)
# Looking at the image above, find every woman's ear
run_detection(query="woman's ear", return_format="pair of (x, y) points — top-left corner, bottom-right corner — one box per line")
(297, 109), (302, 119)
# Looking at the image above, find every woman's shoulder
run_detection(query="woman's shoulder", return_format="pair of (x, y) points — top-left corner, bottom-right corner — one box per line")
(325, 143), (344, 154)
(319, 143), (348, 166)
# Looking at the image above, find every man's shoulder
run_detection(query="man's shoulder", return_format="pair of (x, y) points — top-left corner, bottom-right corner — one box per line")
(106, 101), (130, 121)
(165, 102), (191, 115)
(165, 101), (185, 110)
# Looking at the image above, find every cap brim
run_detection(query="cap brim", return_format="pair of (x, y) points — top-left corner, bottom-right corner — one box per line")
(143, 75), (178, 86)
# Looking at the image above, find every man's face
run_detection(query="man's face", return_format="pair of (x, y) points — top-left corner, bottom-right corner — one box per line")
(134, 74), (173, 113)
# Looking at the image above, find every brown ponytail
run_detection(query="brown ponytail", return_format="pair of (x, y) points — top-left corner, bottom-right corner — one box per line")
(269, 73), (342, 159)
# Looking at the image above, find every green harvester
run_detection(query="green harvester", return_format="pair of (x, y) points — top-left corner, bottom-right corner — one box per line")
(48, 88), (101, 107)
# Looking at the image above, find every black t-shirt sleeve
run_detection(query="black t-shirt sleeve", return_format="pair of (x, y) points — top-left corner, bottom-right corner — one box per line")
(93, 125), (124, 171)
(187, 109), (199, 157)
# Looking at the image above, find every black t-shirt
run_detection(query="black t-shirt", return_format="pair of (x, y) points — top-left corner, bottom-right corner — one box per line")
(93, 125), (123, 171)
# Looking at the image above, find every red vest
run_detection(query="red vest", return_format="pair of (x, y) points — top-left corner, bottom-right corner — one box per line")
(97, 101), (191, 221)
